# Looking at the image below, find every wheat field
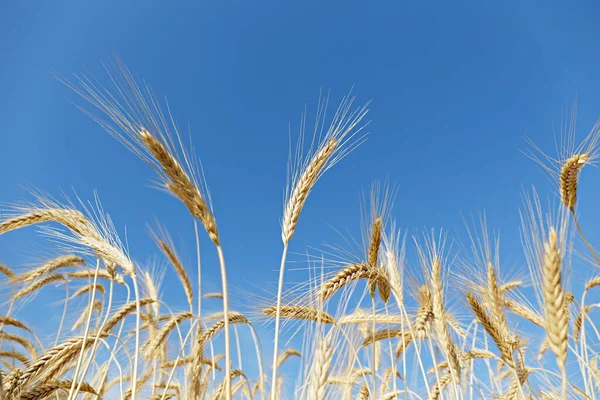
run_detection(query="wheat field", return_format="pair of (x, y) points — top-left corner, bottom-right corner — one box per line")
(0, 63), (600, 400)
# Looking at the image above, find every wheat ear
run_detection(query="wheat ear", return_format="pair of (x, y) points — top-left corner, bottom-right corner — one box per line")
(262, 305), (335, 324)
(542, 227), (568, 396)
(308, 337), (333, 400)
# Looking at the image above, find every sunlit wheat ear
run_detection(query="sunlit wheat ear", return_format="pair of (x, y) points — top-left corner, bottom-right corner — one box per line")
(123, 369), (154, 400)
(0, 332), (37, 359)
(283, 138), (337, 244)
(262, 305), (335, 324)
(18, 335), (104, 386)
(0, 208), (90, 236)
(466, 293), (514, 367)
(214, 370), (246, 399)
(3, 368), (22, 399)
(0, 264), (15, 279)
(72, 299), (103, 331)
(366, 216), (383, 299)
(19, 380), (96, 399)
(276, 349), (301, 369)
(503, 298), (544, 327)
(415, 285), (434, 339)
(189, 313), (249, 397)
(140, 128), (219, 245)
(361, 328), (408, 347)
(320, 263), (374, 300)
(430, 256), (460, 381)
(428, 349), (496, 374)
(0, 350), (30, 367)
(573, 305), (590, 343)
(486, 262), (509, 335)
(142, 311), (193, 358)
(70, 282), (106, 299)
(152, 233), (193, 309)
(560, 153), (588, 210)
(282, 94), (369, 244)
(17, 255), (85, 284)
(357, 384), (371, 399)
(308, 336), (333, 400)
(67, 269), (124, 284)
(542, 228), (568, 371)
(14, 274), (66, 299)
(102, 298), (155, 332)
(428, 369), (453, 400)
(0, 317), (32, 333)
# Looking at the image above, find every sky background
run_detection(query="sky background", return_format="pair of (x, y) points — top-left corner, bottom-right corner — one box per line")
(2, 0), (600, 386)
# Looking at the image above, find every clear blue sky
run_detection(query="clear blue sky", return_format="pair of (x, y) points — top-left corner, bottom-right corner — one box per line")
(2, 0), (600, 364)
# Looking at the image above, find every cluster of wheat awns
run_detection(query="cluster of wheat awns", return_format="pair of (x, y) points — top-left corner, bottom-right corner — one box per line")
(1, 65), (600, 399)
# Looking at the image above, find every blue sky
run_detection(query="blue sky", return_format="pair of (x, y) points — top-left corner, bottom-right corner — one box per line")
(2, 0), (600, 379)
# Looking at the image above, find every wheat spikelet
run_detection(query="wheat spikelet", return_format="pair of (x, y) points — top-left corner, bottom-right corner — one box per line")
(162, 356), (222, 372)
(504, 299), (545, 327)
(542, 228), (568, 370)
(380, 367), (402, 396)
(362, 328), (407, 347)
(282, 139), (338, 244)
(431, 257), (460, 380)
(499, 280), (523, 293)
(157, 240), (193, 309)
(67, 269), (124, 284)
(0, 351), (30, 367)
(143, 311), (193, 358)
(72, 299), (103, 331)
(467, 293), (514, 366)
(338, 310), (406, 325)
(18, 380), (96, 400)
(357, 384), (371, 399)
(70, 282), (106, 299)
(197, 312), (248, 349)
(14, 274), (66, 299)
(0, 332), (37, 359)
(308, 337), (332, 400)
(262, 305), (335, 324)
(123, 369), (153, 400)
(382, 390), (402, 400)
(204, 292), (223, 299)
(276, 349), (301, 369)
(0, 209), (90, 236)
(189, 313), (248, 398)
(213, 369), (246, 399)
(428, 349), (496, 374)
(140, 129), (219, 245)
(560, 153), (588, 210)
(368, 217), (382, 268)
(321, 263), (374, 300)
(103, 298), (155, 332)
(3, 368), (22, 399)
(395, 332), (415, 359)
(0, 265), (15, 279)
(585, 276), (600, 291)
(0, 317), (31, 333)
(574, 305), (591, 342)
(428, 369), (453, 400)
(486, 262), (510, 336)
(17, 255), (85, 284)
(415, 285), (434, 339)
